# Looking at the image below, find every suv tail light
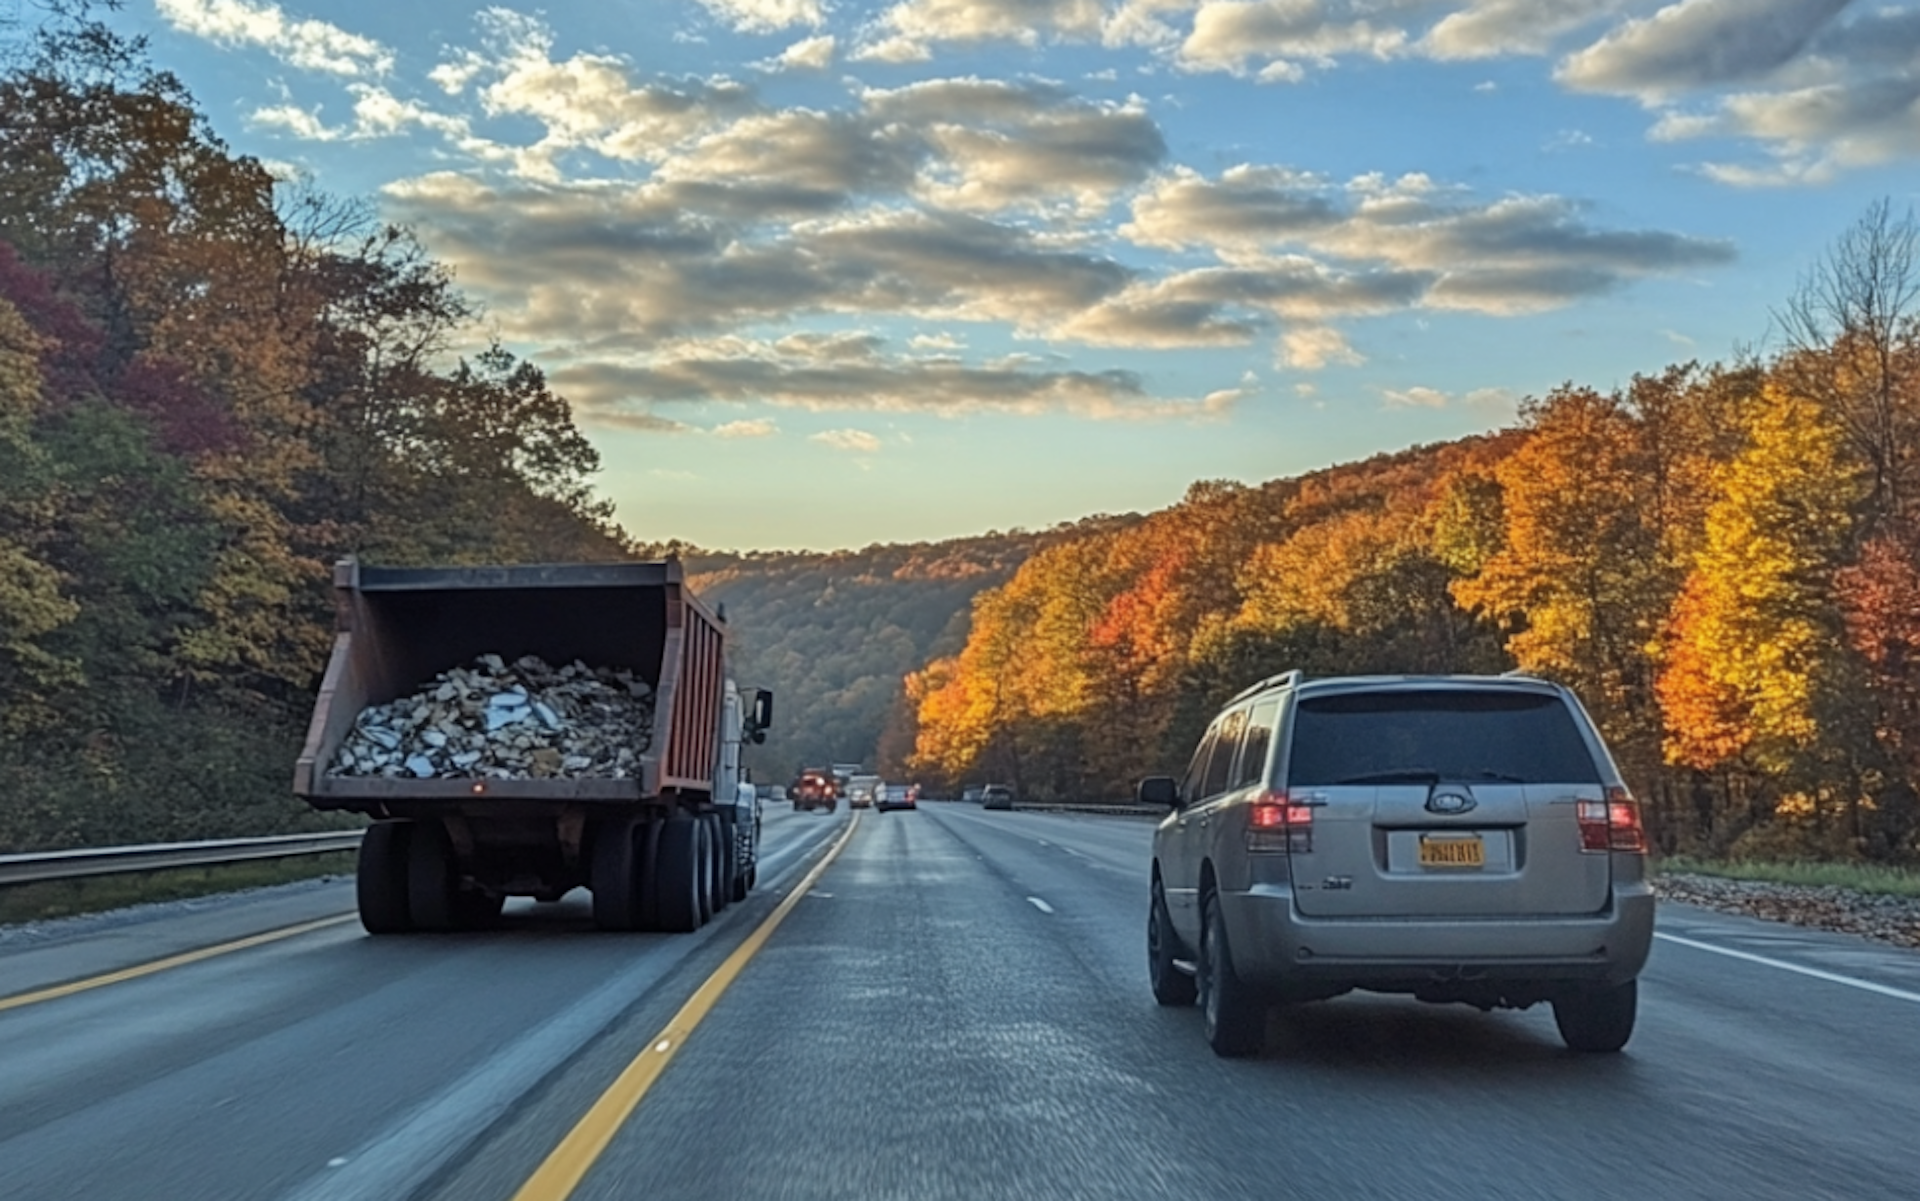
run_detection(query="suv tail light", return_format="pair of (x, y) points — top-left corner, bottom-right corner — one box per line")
(1247, 790), (1313, 854)
(1578, 786), (1646, 854)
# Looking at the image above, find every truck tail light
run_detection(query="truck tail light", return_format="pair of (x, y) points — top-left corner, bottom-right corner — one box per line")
(1578, 786), (1646, 854)
(1247, 790), (1313, 854)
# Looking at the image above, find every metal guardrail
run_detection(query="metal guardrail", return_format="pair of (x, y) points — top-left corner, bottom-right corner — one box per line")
(0, 830), (365, 886)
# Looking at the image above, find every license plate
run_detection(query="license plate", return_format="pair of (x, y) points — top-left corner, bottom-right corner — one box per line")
(1419, 835), (1485, 868)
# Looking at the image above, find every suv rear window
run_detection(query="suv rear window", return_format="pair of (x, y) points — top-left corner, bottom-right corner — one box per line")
(1286, 689), (1601, 787)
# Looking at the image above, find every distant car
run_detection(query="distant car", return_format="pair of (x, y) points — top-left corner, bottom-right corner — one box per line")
(876, 783), (917, 812)
(961, 786), (984, 804)
(981, 785), (1014, 811)
(1142, 670), (1653, 1058)
(792, 769), (838, 813)
(847, 774), (882, 809)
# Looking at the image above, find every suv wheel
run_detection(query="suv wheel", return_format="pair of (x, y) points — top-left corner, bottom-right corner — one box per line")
(1198, 891), (1264, 1057)
(1553, 980), (1637, 1053)
(1148, 879), (1197, 1007)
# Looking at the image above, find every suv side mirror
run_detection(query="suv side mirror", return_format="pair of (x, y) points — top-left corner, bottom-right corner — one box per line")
(1137, 776), (1178, 807)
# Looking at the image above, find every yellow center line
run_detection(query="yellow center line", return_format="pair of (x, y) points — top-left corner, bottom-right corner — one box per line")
(0, 913), (359, 1014)
(511, 814), (862, 1201)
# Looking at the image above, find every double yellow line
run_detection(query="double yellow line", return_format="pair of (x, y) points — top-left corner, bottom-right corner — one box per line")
(511, 813), (860, 1201)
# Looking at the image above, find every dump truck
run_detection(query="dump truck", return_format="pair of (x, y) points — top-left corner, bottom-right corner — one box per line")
(293, 559), (771, 935)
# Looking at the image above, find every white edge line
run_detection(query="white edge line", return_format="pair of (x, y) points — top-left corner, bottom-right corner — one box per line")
(1027, 897), (1054, 914)
(1654, 932), (1920, 1005)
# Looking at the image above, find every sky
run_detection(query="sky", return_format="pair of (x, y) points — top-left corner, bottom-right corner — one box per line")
(82, 0), (1920, 549)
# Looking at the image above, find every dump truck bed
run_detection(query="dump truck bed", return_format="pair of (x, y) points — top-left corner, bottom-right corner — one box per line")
(294, 560), (724, 812)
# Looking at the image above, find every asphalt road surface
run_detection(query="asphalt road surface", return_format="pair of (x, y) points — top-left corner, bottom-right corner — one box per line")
(5, 803), (1919, 1201)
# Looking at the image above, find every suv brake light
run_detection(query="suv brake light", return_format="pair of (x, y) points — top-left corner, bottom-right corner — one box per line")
(1578, 786), (1646, 854)
(1247, 790), (1313, 854)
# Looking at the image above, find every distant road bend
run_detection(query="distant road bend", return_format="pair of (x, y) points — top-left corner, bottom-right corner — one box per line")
(4, 805), (1919, 1200)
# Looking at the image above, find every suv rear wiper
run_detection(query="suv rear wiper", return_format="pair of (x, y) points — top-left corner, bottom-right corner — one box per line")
(1464, 770), (1527, 783)
(1331, 770), (1441, 785)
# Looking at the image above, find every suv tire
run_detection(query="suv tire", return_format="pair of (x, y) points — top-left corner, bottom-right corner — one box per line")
(1199, 891), (1265, 1057)
(1553, 980), (1637, 1053)
(1148, 879), (1197, 1007)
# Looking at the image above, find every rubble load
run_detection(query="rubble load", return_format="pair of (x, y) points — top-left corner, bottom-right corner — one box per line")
(327, 654), (653, 780)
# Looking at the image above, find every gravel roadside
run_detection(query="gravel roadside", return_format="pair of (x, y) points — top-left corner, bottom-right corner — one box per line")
(1655, 872), (1920, 950)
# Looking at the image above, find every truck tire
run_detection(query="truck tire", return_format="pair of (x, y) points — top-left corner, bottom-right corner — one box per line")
(655, 816), (703, 933)
(694, 816), (715, 924)
(708, 813), (732, 915)
(357, 821), (414, 935)
(632, 816), (664, 932)
(727, 813), (750, 903)
(408, 821), (459, 932)
(592, 818), (641, 932)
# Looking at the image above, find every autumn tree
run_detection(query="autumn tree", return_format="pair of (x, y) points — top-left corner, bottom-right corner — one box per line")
(1657, 383), (1868, 849)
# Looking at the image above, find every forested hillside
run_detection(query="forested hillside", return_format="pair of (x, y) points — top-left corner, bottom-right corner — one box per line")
(907, 203), (1920, 865)
(656, 520), (1139, 783)
(0, 16), (623, 850)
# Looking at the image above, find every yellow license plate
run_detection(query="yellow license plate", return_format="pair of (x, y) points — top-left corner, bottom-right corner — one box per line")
(1419, 836), (1485, 868)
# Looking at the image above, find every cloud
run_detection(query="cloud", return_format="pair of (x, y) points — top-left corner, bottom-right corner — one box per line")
(1178, 0), (1414, 78)
(156, 0), (393, 76)
(865, 79), (1167, 215)
(763, 35), (837, 71)
(1543, 128), (1594, 151)
(549, 335), (1243, 423)
(695, 0), (825, 34)
(812, 428), (884, 453)
(450, 10), (758, 181)
(1282, 325), (1364, 369)
(855, 0), (1106, 62)
(1123, 166), (1734, 315)
(579, 409), (696, 434)
(713, 418), (779, 437)
(249, 83), (479, 144)
(1557, 0), (1850, 100)
(1423, 0), (1632, 61)
(1563, 2), (1920, 182)
(910, 332), (965, 351)
(1383, 385), (1450, 407)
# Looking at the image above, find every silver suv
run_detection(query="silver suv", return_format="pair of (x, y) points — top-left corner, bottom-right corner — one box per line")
(1140, 671), (1654, 1058)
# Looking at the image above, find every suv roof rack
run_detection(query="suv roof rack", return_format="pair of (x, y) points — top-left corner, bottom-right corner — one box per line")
(1226, 668), (1302, 707)
(1500, 668), (1539, 679)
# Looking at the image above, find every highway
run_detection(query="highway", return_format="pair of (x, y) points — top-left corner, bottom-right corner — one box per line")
(5, 803), (1920, 1200)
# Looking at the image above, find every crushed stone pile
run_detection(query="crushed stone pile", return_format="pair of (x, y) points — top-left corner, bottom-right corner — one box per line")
(328, 654), (653, 780)
(1655, 873), (1920, 949)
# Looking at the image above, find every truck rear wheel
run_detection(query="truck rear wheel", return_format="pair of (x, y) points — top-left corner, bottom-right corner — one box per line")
(633, 817), (664, 932)
(706, 814), (731, 915)
(357, 821), (414, 934)
(407, 821), (460, 932)
(592, 819), (642, 932)
(655, 816), (703, 933)
(694, 817), (715, 924)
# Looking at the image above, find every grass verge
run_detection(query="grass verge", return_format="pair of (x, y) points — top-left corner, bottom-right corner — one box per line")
(1655, 855), (1920, 898)
(0, 851), (358, 925)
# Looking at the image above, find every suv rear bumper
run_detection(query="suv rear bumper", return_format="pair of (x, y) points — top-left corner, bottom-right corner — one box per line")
(1221, 882), (1654, 994)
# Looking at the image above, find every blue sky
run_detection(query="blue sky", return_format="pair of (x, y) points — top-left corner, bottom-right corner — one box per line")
(98, 0), (1920, 549)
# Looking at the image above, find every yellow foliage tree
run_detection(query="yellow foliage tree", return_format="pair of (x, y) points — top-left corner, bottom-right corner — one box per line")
(1658, 383), (1866, 778)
